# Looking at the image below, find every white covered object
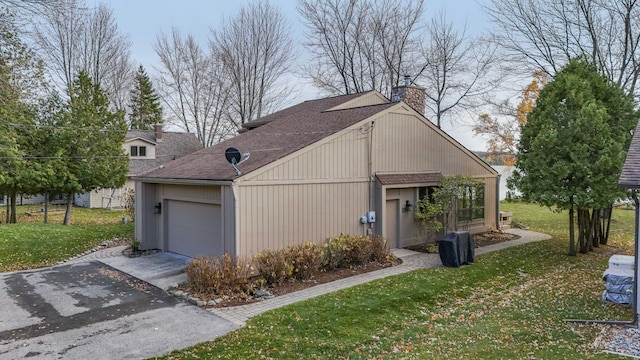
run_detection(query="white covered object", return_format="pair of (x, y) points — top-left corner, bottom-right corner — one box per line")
(609, 255), (635, 271)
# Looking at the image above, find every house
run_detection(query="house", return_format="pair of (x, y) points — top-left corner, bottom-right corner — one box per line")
(618, 121), (640, 322)
(133, 83), (499, 259)
(74, 125), (202, 208)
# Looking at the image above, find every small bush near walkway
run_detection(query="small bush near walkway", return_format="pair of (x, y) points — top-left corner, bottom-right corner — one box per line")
(186, 235), (395, 298)
(323, 234), (390, 270)
(185, 254), (254, 297)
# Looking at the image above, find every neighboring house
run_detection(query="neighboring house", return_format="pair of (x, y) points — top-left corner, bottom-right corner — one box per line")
(618, 121), (640, 320)
(134, 84), (499, 259)
(492, 165), (521, 200)
(74, 125), (202, 208)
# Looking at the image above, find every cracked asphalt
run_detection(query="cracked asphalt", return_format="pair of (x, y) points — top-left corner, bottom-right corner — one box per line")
(0, 261), (238, 360)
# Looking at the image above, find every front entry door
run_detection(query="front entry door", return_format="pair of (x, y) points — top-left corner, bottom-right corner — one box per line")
(385, 199), (399, 248)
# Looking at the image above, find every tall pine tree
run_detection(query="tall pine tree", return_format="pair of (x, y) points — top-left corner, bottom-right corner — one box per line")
(128, 65), (162, 130)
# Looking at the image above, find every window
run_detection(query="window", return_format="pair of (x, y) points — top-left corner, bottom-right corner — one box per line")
(418, 186), (437, 202)
(130, 145), (146, 157)
(457, 184), (485, 222)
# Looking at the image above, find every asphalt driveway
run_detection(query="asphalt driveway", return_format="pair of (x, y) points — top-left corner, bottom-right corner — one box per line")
(0, 261), (238, 360)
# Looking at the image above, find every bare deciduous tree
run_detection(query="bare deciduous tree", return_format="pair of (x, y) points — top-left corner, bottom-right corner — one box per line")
(420, 11), (497, 128)
(484, 0), (640, 99)
(155, 27), (233, 147)
(298, 0), (424, 98)
(83, 3), (134, 111)
(210, 1), (294, 126)
(31, 0), (133, 110)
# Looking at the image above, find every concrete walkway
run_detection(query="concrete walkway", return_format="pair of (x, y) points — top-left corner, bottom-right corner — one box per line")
(209, 228), (551, 325)
(71, 228), (550, 326)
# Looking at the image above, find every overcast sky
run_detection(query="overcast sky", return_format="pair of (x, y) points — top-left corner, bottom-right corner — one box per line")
(105, 0), (495, 151)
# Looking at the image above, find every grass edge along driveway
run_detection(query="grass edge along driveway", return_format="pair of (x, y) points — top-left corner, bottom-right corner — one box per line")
(159, 202), (635, 359)
(0, 207), (133, 272)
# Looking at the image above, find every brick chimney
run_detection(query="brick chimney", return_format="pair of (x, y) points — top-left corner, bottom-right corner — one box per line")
(391, 75), (426, 115)
(154, 124), (163, 142)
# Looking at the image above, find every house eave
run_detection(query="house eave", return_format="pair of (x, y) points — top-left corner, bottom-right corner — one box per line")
(132, 176), (234, 186)
(124, 137), (157, 145)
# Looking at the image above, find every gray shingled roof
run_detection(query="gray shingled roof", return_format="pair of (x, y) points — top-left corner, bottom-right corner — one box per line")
(376, 173), (442, 185)
(126, 131), (202, 176)
(620, 121), (640, 188)
(137, 92), (395, 181)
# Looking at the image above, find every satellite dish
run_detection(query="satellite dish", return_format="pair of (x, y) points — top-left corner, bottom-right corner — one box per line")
(225, 147), (250, 175)
(225, 147), (242, 165)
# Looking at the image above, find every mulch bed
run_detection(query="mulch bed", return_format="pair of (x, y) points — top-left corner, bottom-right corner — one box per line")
(177, 230), (520, 308)
(473, 230), (520, 247)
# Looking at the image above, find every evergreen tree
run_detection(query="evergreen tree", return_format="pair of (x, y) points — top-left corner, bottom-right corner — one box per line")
(128, 65), (162, 130)
(60, 71), (128, 224)
(510, 59), (638, 255)
(0, 15), (48, 223)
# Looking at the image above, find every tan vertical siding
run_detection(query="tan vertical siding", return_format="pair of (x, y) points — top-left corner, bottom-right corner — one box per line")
(328, 92), (388, 110)
(246, 128), (370, 182)
(236, 181), (370, 258)
(372, 111), (492, 176)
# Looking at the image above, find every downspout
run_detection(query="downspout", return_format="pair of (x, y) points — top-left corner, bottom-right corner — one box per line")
(496, 174), (501, 230)
(232, 181), (240, 258)
(565, 189), (639, 326)
(633, 189), (639, 326)
(368, 121), (375, 235)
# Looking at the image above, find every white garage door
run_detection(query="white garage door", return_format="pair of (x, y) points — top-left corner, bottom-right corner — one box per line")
(166, 200), (223, 258)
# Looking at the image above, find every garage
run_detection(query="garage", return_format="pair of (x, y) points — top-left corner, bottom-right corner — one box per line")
(166, 200), (223, 258)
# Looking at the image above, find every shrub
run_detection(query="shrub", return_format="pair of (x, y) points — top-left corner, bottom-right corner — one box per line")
(123, 188), (135, 221)
(323, 234), (393, 270)
(186, 254), (254, 297)
(369, 234), (391, 263)
(322, 233), (350, 270)
(254, 249), (293, 286)
(284, 242), (324, 281)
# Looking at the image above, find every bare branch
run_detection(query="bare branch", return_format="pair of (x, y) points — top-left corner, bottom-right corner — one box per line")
(211, 1), (294, 125)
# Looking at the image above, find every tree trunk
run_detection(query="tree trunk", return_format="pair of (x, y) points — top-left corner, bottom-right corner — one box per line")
(44, 193), (49, 225)
(589, 209), (601, 250)
(578, 209), (592, 253)
(600, 206), (612, 245)
(9, 192), (17, 224)
(63, 192), (73, 225)
(5, 196), (10, 224)
(569, 204), (576, 256)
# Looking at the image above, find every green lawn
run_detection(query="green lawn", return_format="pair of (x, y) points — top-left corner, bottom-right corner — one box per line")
(159, 202), (636, 359)
(0, 205), (133, 271)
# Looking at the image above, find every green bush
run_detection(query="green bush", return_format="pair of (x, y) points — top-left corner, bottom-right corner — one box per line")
(254, 249), (293, 285)
(186, 254), (254, 297)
